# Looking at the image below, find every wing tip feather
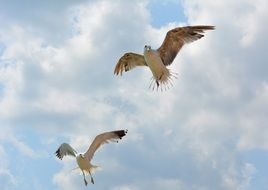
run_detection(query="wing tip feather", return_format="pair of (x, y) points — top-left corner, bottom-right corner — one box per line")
(114, 129), (128, 139)
(114, 56), (126, 76)
(55, 148), (63, 160)
(191, 25), (215, 30)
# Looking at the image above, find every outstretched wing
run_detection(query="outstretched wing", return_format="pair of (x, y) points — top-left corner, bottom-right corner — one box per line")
(157, 25), (215, 66)
(114, 52), (147, 75)
(84, 130), (128, 162)
(55, 143), (77, 160)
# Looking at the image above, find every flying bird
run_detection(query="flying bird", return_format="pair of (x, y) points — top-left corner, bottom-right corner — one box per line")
(114, 25), (215, 90)
(55, 129), (127, 186)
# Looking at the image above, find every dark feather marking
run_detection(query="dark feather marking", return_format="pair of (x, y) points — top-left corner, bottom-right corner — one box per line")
(55, 148), (62, 160)
(113, 130), (127, 139)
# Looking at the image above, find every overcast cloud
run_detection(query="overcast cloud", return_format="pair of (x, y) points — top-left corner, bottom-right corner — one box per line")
(0, 0), (267, 189)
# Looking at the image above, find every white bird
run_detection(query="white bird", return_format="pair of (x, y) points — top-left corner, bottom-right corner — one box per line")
(114, 25), (215, 90)
(55, 129), (128, 186)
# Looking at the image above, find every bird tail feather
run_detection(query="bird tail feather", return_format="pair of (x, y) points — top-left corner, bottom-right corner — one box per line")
(71, 167), (81, 173)
(71, 165), (102, 175)
(90, 165), (102, 174)
(83, 165), (102, 175)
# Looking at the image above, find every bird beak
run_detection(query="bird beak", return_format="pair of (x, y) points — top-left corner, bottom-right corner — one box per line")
(144, 45), (151, 51)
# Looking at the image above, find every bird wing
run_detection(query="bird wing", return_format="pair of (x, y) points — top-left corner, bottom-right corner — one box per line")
(114, 52), (147, 75)
(157, 25), (215, 66)
(55, 143), (77, 160)
(84, 130), (127, 162)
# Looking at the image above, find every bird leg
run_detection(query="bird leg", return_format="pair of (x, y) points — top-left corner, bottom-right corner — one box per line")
(89, 172), (95, 184)
(84, 178), (88, 186)
(82, 171), (88, 186)
(156, 80), (160, 88)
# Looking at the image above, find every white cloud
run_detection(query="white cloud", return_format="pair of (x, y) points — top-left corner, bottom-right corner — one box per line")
(110, 185), (138, 190)
(0, 136), (16, 190)
(0, 126), (47, 159)
(53, 170), (81, 190)
(0, 169), (16, 190)
(0, 0), (267, 189)
(110, 178), (188, 190)
(237, 82), (268, 150)
(149, 178), (188, 190)
(0, 145), (9, 168)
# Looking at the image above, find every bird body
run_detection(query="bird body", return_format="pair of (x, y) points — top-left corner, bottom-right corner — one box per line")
(114, 25), (215, 90)
(76, 154), (98, 174)
(143, 45), (172, 89)
(55, 130), (127, 186)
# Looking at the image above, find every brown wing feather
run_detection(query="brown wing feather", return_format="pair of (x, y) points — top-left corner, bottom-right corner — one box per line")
(157, 25), (215, 66)
(84, 130), (127, 161)
(114, 52), (147, 75)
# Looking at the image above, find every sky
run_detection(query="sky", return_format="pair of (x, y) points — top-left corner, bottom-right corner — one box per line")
(0, 0), (268, 189)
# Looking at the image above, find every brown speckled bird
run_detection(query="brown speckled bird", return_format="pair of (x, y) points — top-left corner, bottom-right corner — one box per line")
(114, 25), (215, 90)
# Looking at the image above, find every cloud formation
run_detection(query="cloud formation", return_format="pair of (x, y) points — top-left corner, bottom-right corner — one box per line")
(0, 0), (267, 189)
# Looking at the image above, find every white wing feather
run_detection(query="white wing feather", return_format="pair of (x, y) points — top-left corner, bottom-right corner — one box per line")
(55, 143), (77, 160)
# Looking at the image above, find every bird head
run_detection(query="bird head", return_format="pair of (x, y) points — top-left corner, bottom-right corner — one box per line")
(144, 45), (151, 51)
(79, 154), (85, 159)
